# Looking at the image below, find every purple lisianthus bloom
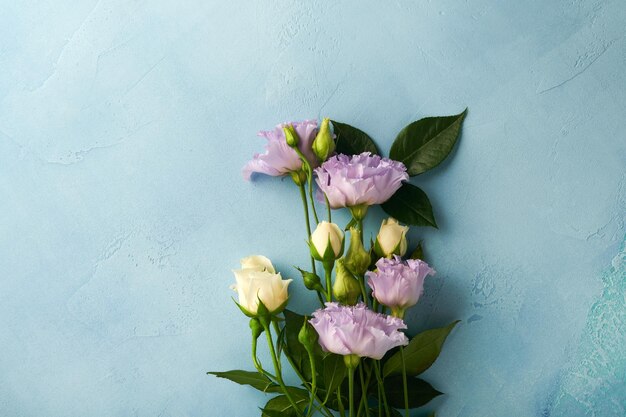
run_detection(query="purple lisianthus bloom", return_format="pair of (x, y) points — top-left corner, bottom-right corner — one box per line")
(366, 255), (435, 316)
(309, 302), (408, 359)
(314, 153), (408, 208)
(243, 120), (319, 180)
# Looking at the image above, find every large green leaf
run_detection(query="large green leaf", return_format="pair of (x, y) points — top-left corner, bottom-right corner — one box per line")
(208, 370), (279, 393)
(390, 109), (467, 175)
(261, 389), (309, 417)
(383, 321), (460, 377)
(331, 120), (379, 156)
(322, 354), (346, 401)
(383, 376), (442, 409)
(381, 183), (437, 228)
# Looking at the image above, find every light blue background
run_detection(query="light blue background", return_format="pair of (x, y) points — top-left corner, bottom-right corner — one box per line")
(1, 1), (624, 416)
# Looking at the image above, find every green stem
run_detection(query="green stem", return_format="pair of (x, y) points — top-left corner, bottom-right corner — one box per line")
(357, 275), (368, 306)
(357, 218), (364, 240)
(298, 183), (317, 276)
(336, 388), (346, 417)
(251, 336), (276, 379)
(400, 346), (409, 417)
(359, 364), (371, 417)
(372, 362), (390, 417)
(262, 322), (305, 417)
(324, 193), (332, 222)
(305, 351), (318, 417)
(324, 265), (333, 302)
(306, 167), (319, 224)
(376, 379), (382, 417)
(348, 366), (355, 417)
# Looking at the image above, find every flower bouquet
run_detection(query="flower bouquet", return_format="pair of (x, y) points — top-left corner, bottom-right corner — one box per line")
(210, 111), (467, 417)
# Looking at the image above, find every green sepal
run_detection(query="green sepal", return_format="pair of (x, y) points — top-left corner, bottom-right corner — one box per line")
(348, 204), (368, 221)
(373, 238), (385, 259)
(233, 298), (256, 318)
(309, 235), (343, 262)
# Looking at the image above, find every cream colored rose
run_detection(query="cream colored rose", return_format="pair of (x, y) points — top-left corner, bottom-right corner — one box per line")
(240, 255), (276, 273)
(376, 218), (408, 257)
(231, 256), (291, 314)
(311, 221), (344, 260)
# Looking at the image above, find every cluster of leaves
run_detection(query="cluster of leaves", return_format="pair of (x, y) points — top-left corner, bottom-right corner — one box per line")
(210, 110), (467, 416)
(334, 109), (467, 228)
(210, 310), (458, 416)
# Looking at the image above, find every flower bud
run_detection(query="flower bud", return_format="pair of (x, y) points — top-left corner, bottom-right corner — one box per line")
(283, 124), (300, 148)
(296, 268), (325, 293)
(249, 318), (264, 340)
(310, 221), (344, 262)
(290, 169), (307, 186)
(312, 118), (335, 162)
(333, 258), (361, 305)
(298, 319), (319, 353)
(374, 218), (408, 258)
(344, 227), (371, 276)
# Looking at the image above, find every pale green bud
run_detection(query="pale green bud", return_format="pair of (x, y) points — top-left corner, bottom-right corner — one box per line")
(374, 218), (409, 258)
(296, 268), (325, 293)
(298, 319), (319, 353)
(332, 258), (361, 306)
(312, 118), (335, 162)
(310, 221), (344, 262)
(283, 124), (299, 148)
(344, 227), (370, 276)
(249, 318), (264, 340)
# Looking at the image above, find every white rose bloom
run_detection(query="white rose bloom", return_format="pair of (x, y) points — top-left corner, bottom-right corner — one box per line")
(376, 218), (408, 257)
(240, 255), (275, 273)
(231, 256), (290, 314)
(311, 221), (344, 259)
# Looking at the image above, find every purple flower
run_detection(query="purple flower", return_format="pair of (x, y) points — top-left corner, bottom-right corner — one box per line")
(309, 302), (408, 359)
(314, 153), (408, 208)
(366, 256), (435, 316)
(243, 120), (319, 180)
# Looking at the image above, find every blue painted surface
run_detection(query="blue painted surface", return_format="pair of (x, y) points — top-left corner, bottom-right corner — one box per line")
(0, 1), (624, 416)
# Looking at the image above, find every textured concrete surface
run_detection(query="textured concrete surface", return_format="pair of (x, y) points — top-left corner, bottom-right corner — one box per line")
(1, 1), (624, 416)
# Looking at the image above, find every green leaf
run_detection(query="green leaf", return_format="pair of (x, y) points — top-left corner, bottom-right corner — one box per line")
(383, 376), (442, 409)
(381, 183), (437, 228)
(322, 354), (347, 401)
(208, 370), (279, 393)
(370, 407), (403, 417)
(409, 241), (424, 260)
(261, 389), (309, 417)
(332, 120), (379, 156)
(383, 321), (460, 377)
(390, 109), (467, 176)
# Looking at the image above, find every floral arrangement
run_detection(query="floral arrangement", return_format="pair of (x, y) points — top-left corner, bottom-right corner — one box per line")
(210, 110), (467, 417)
